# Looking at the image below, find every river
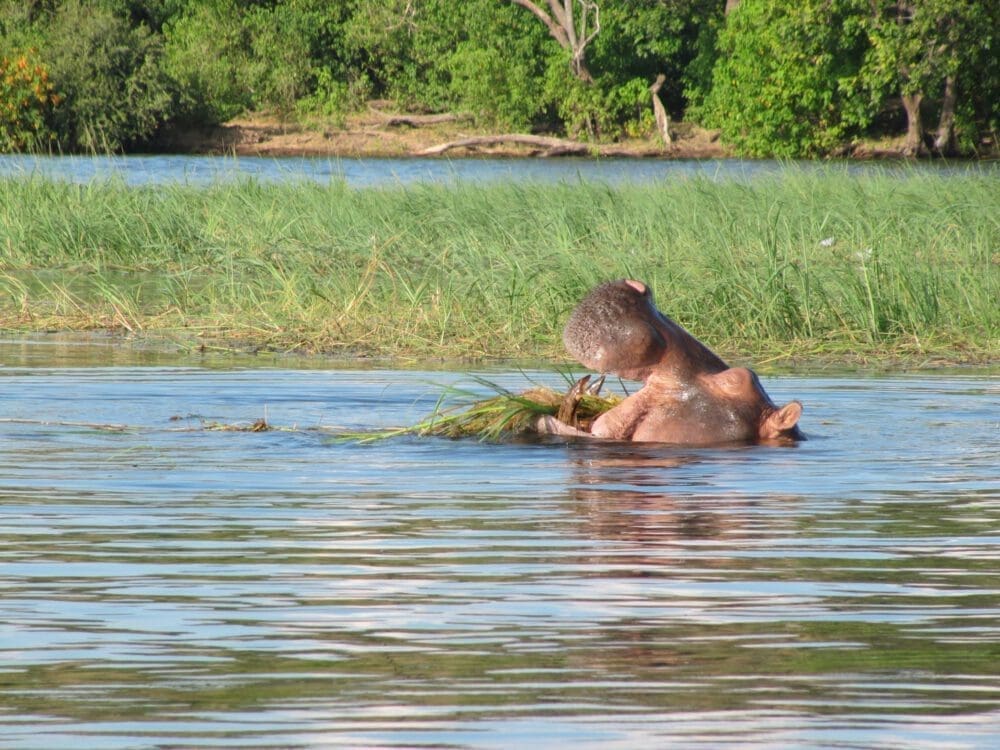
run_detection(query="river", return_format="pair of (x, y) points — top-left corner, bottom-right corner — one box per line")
(0, 337), (997, 749)
(0, 152), (996, 187)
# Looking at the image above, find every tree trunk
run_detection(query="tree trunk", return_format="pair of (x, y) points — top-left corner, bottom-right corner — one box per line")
(649, 74), (672, 147)
(933, 74), (957, 154)
(508, 0), (598, 83)
(901, 92), (926, 156)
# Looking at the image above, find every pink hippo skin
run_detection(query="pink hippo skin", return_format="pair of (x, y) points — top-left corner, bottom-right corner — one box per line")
(539, 279), (803, 445)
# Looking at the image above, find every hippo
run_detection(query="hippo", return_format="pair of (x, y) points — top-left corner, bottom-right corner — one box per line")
(538, 279), (803, 445)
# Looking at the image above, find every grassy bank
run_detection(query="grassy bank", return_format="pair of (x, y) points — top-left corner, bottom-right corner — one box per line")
(0, 168), (997, 366)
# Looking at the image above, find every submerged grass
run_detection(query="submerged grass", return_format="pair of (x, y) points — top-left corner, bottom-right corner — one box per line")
(0, 167), (996, 364)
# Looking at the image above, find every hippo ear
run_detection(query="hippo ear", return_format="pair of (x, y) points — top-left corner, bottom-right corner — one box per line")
(762, 400), (802, 437)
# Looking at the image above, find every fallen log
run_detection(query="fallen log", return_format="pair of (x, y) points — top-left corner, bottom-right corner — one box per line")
(418, 133), (654, 157)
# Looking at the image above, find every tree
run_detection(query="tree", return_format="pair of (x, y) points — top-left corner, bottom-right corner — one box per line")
(701, 0), (873, 157)
(507, 0), (600, 82)
(862, 1), (995, 155)
(42, 0), (175, 151)
(161, 1), (251, 123)
(525, 1), (725, 139)
(341, 0), (554, 130)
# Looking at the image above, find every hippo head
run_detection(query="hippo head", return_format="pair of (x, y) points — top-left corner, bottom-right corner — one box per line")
(562, 279), (803, 445)
(564, 279), (727, 380)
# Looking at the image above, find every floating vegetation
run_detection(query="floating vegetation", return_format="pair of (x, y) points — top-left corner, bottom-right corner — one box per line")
(0, 415), (274, 433)
(0, 417), (131, 432)
(169, 412), (278, 432)
(341, 375), (621, 444)
(201, 417), (272, 432)
(2, 379), (620, 443)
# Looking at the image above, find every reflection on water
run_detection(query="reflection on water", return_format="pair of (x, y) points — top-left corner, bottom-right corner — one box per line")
(1, 339), (998, 749)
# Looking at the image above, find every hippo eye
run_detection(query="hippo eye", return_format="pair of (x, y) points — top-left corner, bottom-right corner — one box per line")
(717, 367), (753, 394)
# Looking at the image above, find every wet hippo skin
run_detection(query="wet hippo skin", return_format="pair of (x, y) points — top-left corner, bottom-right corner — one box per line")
(539, 279), (803, 445)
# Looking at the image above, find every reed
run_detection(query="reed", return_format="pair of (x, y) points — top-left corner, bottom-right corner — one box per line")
(0, 167), (996, 364)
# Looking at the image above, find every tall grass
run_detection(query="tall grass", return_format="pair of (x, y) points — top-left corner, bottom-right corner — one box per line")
(0, 167), (996, 363)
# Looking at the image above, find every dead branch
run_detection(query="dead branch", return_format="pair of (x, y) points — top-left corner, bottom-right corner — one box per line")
(417, 133), (659, 157)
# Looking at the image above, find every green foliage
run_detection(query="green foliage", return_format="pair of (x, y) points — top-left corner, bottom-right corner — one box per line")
(241, 0), (328, 115)
(860, 0), (1000, 153)
(164, 0), (351, 121)
(41, 0), (175, 151)
(682, 13), (723, 118)
(339, 0), (554, 129)
(336, 0), (718, 137)
(340, 0), (454, 112)
(0, 1), (46, 50)
(702, 0), (875, 157)
(544, 65), (652, 139)
(441, 1), (553, 130)
(0, 49), (58, 152)
(446, 44), (542, 130)
(862, 0), (984, 97)
(592, 0), (721, 118)
(161, 1), (250, 123)
(544, 57), (601, 137)
(297, 68), (362, 121)
(0, 0), (996, 155)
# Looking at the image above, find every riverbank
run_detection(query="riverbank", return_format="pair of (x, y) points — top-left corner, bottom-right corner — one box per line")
(155, 110), (965, 161)
(156, 110), (727, 159)
(1, 171), (996, 367)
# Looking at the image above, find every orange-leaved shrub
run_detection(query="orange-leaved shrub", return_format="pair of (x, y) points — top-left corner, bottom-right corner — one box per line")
(0, 49), (58, 152)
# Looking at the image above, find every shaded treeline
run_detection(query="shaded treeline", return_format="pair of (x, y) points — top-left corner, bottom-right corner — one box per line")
(0, 0), (997, 157)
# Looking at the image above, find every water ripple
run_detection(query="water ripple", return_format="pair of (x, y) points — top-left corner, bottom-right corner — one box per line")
(1, 349), (998, 748)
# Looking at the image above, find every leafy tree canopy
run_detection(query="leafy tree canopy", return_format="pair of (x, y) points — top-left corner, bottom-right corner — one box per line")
(0, 0), (994, 155)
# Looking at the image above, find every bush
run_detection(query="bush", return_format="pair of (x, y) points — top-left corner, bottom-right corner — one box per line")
(242, 2), (319, 115)
(446, 43), (550, 131)
(702, 0), (874, 157)
(339, 0), (556, 127)
(161, 1), (250, 124)
(42, 0), (175, 151)
(0, 49), (58, 152)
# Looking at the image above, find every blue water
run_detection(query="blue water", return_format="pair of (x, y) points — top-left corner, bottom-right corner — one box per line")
(0, 152), (995, 187)
(0, 339), (997, 749)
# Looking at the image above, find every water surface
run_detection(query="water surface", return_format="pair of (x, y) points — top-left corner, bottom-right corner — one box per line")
(1, 153), (995, 187)
(1, 340), (998, 749)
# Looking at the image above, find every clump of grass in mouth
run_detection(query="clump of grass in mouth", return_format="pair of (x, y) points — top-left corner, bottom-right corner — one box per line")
(341, 376), (621, 444)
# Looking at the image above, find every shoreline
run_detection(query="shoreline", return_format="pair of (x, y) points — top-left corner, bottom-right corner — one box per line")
(2, 329), (995, 373)
(155, 112), (955, 162)
(157, 112), (728, 160)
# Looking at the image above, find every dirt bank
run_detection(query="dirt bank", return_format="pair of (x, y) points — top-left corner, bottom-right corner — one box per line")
(158, 108), (731, 159)
(156, 105), (995, 161)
